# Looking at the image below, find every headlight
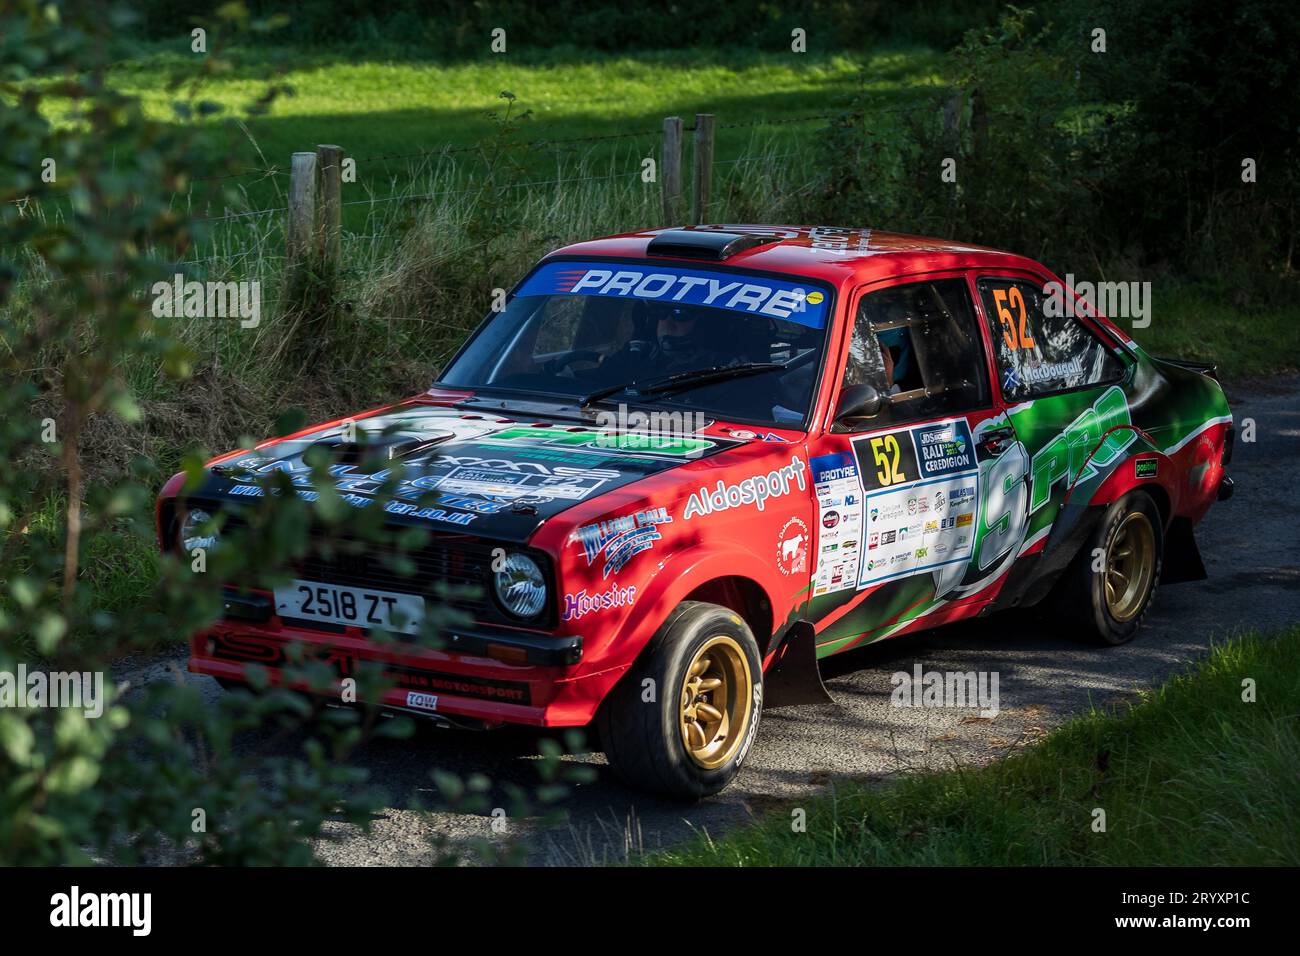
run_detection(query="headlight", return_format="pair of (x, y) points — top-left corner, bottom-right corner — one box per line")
(493, 552), (547, 620)
(177, 507), (221, 553)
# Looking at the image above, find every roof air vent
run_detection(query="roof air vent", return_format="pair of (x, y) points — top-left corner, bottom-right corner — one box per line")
(646, 230), (775, 261)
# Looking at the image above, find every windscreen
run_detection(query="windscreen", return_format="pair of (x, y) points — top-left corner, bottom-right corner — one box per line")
(438, 260), (834, 427)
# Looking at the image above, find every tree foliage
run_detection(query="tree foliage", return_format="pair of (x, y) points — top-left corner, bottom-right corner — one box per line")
(812, 0), (1299, 297)
(0, 0), (583, 867)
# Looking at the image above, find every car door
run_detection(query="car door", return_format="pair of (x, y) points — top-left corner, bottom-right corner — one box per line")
(970, 272), (1134, 585)
(804, 272), (1010, 657)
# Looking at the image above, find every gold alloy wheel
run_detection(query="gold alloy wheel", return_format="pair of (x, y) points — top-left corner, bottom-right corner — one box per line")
(1104, 511), (1157, 622)
(678, 634), (753, 770)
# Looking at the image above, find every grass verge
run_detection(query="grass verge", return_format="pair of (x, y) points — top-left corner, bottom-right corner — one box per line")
(1131, 282), (1300, 382)
(651, 626), (1300, 866)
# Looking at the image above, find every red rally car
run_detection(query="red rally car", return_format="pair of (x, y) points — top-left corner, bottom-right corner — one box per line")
(160, 226), (1235, 799)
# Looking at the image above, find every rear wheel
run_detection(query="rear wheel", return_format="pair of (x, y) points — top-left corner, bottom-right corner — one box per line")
(597, 601), (763, 799)
(1059, 490), (1163, 645)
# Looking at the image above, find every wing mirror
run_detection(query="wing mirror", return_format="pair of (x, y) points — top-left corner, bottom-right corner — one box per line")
(833, 383), (883, 426)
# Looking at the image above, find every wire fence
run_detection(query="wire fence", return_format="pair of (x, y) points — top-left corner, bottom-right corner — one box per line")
(3, 89), (1115, 379)
(3, 96), (965, 273)
(7, 98), (972, 217)
(0, 55), (970, 364)
(5, 110), (843, 214)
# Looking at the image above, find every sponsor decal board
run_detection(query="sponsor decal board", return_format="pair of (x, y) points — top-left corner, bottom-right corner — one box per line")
(850, 418), (981, 588)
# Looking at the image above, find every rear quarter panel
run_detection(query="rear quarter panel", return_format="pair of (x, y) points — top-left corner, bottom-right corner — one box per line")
(1101, 352), (1232, 524)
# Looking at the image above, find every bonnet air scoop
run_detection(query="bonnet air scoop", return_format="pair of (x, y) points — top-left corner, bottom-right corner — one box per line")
(646, 230), (776, 261)
(311, 432), (454, 466)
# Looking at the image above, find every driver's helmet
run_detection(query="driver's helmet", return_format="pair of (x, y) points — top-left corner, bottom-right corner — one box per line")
(650, 303), (702, 355)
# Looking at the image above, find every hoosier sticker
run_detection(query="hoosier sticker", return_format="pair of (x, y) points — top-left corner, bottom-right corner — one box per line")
(563, 582), (637, 621)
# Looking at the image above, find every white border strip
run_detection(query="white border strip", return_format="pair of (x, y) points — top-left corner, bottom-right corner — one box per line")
(1016, 525), (1052, 556)
(1162, 414), (1233, 456)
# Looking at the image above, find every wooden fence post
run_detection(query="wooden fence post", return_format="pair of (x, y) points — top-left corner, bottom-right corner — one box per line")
(969, 88), (987, 154)
(662, 116), (683, 225)
(691, 113), (714, 226)
(315, 144), (343, 269)
(287, 151), (318, 269)
(942, 92), (963, 149)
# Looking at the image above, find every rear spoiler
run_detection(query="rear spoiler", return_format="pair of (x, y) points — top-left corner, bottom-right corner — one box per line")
(1155, 356), (1218, 381)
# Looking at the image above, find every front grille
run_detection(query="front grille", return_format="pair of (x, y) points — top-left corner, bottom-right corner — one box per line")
(189, 502), (555, 629)
(297, 531), (496, 619)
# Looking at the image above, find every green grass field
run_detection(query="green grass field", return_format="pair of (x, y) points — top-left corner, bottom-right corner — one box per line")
(58, 44), (941, 230)
(1132, 283), (1300, 382)
(653, 627), (1300, 867)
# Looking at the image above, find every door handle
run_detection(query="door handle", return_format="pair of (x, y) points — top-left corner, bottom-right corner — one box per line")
(977, 426), (1016, 454)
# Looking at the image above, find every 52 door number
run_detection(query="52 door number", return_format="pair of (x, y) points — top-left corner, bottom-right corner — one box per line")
(870, 435), (906, 486)
(992, 286), (1037, 351)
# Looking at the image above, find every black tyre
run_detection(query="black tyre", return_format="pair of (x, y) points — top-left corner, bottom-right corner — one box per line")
(1059, 490), (1164, 645)
(596, 601), (763, 800)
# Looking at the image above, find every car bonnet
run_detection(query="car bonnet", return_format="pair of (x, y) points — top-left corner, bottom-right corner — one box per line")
(192, 401), (745, 542)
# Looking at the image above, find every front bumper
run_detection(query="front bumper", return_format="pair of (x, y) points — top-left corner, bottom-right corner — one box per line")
(192, 594), (607, 727)
(220, 588), (581, 666)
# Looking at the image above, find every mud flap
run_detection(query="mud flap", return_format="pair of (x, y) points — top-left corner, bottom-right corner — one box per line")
(1161, 518), (1207, 584)
(763, 621), (835, 709)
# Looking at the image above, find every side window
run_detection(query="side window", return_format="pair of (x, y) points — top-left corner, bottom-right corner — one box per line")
(976, 277), (1124, 399)
(839, 278), (990, 428)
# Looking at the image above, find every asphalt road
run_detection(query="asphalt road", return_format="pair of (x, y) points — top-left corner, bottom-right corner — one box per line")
(117, 375), (1300, 865)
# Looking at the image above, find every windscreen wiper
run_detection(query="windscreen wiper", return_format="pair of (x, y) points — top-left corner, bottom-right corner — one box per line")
(639, 362), (787, 396)
(579, 361), (787, 408)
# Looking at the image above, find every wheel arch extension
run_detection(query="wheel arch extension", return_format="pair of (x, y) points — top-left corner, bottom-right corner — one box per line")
(1083, 443), (1177, 531)
(680, 579), (832, 708)
(1133, 478), (1172, 528)
(999, 449), (1174, 613)
(607, 545), (786, 678)
(684, 576), (775, 656)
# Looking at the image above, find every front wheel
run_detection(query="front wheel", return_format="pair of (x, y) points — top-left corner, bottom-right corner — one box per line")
(597, 601), (763, 799)
(1059, 490), (1164, 645)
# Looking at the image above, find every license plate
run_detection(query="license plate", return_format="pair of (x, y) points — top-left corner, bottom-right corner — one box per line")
(274, 580), (426, 635)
